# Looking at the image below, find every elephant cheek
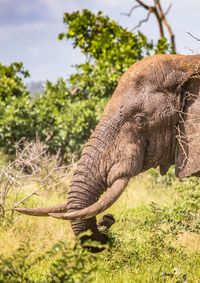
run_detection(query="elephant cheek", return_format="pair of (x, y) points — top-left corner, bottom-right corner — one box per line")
(107, 146), (144, 186)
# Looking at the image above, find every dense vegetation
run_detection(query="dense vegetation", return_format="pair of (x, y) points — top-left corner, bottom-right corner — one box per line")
(0, 10), (172, 158)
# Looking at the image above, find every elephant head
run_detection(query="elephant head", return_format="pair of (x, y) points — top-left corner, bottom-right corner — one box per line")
(15, 54), (200, 252)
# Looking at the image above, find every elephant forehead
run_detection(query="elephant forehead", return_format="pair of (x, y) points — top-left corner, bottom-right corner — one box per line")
(107, 85), (175, 120)
(118, 55), (191, 95)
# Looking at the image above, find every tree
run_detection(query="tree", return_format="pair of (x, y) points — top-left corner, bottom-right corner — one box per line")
(0, 62), (29, 101)
(34, 79), (102, 157)
(0, 62), (35, 153)
(59, 10), (172, 101)
(122, 0), (176, 53)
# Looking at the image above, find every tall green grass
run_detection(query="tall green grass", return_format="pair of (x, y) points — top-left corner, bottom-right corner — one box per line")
(0, 168), (200, 282)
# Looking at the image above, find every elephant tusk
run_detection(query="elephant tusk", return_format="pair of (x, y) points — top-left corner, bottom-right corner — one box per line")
(13, 202), (68, 216)
(14, 177), (129, 219)
(48, 177), (129, 220)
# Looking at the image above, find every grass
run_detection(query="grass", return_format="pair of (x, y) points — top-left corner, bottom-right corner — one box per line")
(0, 168), (200, 282)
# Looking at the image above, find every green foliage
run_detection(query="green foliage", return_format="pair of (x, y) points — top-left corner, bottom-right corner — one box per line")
(60, 10), (172, 100)
(0, 239), (95, 283)
(0, 241), (34, 283)
(0, 62), (29, 101)
(45, 241), (95, 283)
(93, 173), (200, 282)
(146, 170), (200, 234)
(59, 10), (151, 61)
(163, 177), (200, 234)
(34, 79), (105, 155)
(148, 166), (176, 187)
(0, 62), (35, 153)
(154, 37), (172, 54)
(0, 96), (36, 152)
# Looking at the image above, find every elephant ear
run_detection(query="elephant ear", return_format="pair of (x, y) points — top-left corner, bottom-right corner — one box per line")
(175, 77), (200, 178)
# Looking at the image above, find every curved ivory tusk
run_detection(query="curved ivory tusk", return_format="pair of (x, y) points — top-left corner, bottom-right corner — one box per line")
(14, 202), (68, 216)
(48, 177), (129, 220)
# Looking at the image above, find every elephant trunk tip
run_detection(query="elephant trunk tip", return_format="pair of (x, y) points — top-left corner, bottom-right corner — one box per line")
(80, 232), (108, 253)
(80, 214), (116, 253)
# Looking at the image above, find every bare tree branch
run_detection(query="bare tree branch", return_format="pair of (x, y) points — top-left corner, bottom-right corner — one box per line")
(187, 32), (200, 42)
(135, 0), (150, 10)
(121, 4), (141, 17)
(156, 0), (176, 51)
(133, 0), (165, 37)
(164, 3), (172, 16)
(132, 11), (152, 31)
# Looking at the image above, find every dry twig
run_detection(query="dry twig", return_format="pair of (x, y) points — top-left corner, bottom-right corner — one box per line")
(0, 140), (76, 221)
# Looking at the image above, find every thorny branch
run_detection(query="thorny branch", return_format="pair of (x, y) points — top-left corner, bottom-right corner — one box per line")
(173, 91), (200, 172)
(122, 0), (176, 52)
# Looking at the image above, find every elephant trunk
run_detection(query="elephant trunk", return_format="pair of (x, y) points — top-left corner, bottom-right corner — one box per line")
(65, 123), (127, 252)
(67, 158), (106, 251)
(66, 168), (128, 252)
(67, 179), (106, 252)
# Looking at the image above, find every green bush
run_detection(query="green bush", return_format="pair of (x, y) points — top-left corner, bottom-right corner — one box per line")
(0, 62), (35, 153)
(34, 79), (105, 156)
(45, 241), (95, 283)
(0, 239), (96, 283)
(0, 62), (29, 101)
(0, 241), (34, 283)
(148, 167), (176, 187)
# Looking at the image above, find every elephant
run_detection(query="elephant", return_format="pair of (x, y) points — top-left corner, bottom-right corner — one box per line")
(15, 54), (200, 252)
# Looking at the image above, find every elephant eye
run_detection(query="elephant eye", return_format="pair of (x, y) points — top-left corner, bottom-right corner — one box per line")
(134, 115), (146, 126)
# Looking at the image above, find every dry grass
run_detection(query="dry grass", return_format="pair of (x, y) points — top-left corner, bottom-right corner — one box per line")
(177, 232), (200, 252)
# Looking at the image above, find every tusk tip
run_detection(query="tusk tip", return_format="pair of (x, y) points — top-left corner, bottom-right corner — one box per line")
(13, 207), (25, 212)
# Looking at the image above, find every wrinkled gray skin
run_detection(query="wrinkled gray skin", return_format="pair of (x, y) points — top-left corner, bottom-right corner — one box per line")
(15, 54), (200, 253)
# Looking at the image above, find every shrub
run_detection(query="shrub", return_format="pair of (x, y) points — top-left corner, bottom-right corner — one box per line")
(0, 239), (96, 283)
